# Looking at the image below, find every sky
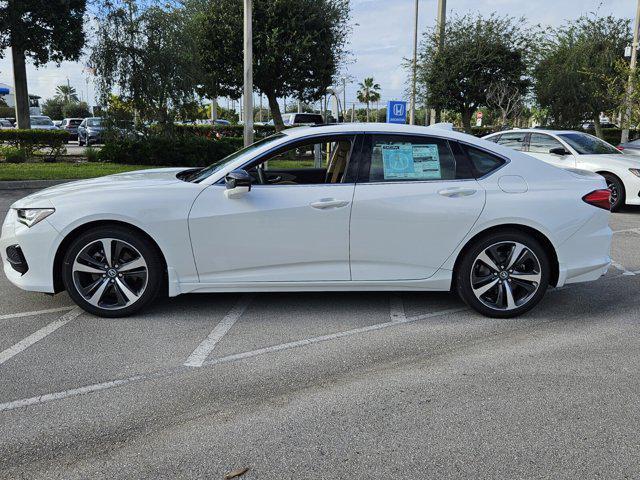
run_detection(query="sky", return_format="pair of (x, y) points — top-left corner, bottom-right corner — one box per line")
(0, 0), (635, 110)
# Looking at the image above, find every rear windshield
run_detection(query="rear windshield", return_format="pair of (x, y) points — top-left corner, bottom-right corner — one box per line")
(68, 119), (82, 126)
(31, 117), (53, 126)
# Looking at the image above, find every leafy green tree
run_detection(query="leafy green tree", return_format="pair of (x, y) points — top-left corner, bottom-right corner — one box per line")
(192, 0), (351, 131)
(92, 0), (201, 130)
(533, 15), (631, 138)
(417, 13), (535, 132)
(41, 98), (65, 120)
(356, 78), (381, 122)
(63, 101), (91, 119)
(0, 0), (86, 128)
(54, 85), (80, 104)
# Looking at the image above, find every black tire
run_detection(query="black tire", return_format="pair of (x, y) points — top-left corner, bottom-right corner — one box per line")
(78, 136), (84, 146)
(62, 226), (163, 317)
(455, 230), (550, 318)
(602, 173), (625, 212)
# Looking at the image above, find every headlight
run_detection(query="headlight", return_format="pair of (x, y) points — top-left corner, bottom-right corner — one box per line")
(630, 168), (640, 178)
(15, 208), (55, 227)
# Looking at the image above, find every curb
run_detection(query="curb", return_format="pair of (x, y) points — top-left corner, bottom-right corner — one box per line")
(0, 180), (73, 190)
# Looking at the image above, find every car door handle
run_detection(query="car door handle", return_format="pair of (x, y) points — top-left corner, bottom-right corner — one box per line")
(310, 198), (350, 209)
(437, 187), (477, 198)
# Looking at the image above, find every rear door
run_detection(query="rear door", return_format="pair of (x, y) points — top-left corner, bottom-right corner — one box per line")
(349, 134), (486, 281)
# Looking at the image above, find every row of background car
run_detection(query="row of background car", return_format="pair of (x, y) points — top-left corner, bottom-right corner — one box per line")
(0, 115), (105, 145)
(3, 114), (640, 156)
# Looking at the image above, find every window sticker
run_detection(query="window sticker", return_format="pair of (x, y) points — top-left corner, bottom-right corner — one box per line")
(380, 143), (441, 180)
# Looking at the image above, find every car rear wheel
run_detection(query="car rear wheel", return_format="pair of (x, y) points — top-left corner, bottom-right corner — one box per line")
(456, 231), (550, 318)
(602, 173), (625, 212)
(78, 135), (84, 146)
(62, 226), (163, 317)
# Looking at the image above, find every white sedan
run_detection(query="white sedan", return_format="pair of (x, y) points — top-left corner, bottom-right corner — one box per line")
(1, 124), (612, 318)
(484, 129), (640, 211)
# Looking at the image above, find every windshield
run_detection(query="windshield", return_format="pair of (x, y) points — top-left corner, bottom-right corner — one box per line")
(31, 117), (53, 126)
(187, 134), (286, 183)
(87, 118), (103, 127)
(558, 133), (621, 155)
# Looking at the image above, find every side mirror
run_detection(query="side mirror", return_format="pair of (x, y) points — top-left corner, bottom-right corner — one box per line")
(549, 147), (569, 156)
(224, 169), (252, 198)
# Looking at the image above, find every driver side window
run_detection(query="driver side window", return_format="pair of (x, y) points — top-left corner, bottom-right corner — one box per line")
(247, 136), (355, 185)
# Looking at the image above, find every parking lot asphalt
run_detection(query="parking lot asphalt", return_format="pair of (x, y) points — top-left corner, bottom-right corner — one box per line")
(1, 187), (640, 479)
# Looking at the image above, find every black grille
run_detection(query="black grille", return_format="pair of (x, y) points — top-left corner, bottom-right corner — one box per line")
(6, 245), (28, 275)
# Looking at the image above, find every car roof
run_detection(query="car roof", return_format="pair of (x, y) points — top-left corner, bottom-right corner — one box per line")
(485, 128), (583, 136)
(281, 122), (485, 143)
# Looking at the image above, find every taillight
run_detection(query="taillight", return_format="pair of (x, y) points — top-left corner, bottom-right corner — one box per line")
(616, 146), (624, 151)
(582, 189), (611, 211)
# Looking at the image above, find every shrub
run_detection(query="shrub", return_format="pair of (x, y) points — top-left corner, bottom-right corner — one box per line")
(0, 129), (70, 159)
(0, 145), (27, 163)
(85, 146), (100, 163)
(98, 135), (244, 167)
(172, 123), (279, 139)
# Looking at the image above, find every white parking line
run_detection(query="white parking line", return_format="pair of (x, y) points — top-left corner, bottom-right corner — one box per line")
(0, 305), (467, 413)
(0, 306), (74, 322)
(0, 307), (83, 366)
(203, 306), (468, 367)
(612, 228), (640, 235)
(183, 295), (253, 367)
(611, 260), (636, 276)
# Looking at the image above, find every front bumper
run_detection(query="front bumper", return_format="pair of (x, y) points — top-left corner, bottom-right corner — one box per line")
(623, 171), (640, 205)
(0, 209), (59, 293)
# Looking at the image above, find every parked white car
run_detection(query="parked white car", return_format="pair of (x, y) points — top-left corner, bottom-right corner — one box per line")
(1, 124), (612, 318)
(484, 129), (640, 211)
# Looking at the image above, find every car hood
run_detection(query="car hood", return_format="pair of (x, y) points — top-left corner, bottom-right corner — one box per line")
(12, 167), (189, 208)
(579, 153), (640, 169)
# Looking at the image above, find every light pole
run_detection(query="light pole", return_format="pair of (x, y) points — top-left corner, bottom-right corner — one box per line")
(622, 0), (640, 144)
(429, 0), (446, 125)
(409, 0), (419, 125)
(243, 0), (254, 146)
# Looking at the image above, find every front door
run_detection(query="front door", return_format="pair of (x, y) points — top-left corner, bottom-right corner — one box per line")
(189, 135), (357, 283)
(349, 134), (486, 281)
(526, 133), (577, 168)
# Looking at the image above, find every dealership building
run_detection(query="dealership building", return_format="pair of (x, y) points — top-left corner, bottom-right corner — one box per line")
(0, 82), (42, 115)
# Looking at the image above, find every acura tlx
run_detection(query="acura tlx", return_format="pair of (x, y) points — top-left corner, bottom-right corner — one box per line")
(1, 124), (612, 318)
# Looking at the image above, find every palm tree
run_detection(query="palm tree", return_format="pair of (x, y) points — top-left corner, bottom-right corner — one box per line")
(356, 77), (381, 122)
(54, 84), (79, 104)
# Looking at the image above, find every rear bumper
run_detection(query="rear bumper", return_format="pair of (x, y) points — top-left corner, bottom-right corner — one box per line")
(555, 210), (612, 287)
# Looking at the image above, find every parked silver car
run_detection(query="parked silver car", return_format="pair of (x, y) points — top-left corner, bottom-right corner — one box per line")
(29, 116), (59, 130)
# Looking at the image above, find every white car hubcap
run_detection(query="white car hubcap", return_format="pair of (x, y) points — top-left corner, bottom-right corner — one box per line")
(72, 238), (148, 310)
(470, 241), (542, 311)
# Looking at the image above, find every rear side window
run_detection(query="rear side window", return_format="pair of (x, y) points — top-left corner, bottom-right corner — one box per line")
(496, 132), (527, 151)
(463, 145), (506, 177)
(362, 135), (463, 182)
(294, 114), (324, 124)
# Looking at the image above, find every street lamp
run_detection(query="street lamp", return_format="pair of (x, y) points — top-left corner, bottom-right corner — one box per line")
(409, 0), (419, 125)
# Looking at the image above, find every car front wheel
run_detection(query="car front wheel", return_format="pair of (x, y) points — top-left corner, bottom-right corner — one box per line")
(602, 173), (625, 212)
(62, 226), (163, 317)
(456, 231), (550, 318)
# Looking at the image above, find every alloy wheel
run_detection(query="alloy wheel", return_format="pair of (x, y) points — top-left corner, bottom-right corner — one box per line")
(606, 179), (619, 208)
(470, 241), (542, 311)
(72, 238), (148, 310)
